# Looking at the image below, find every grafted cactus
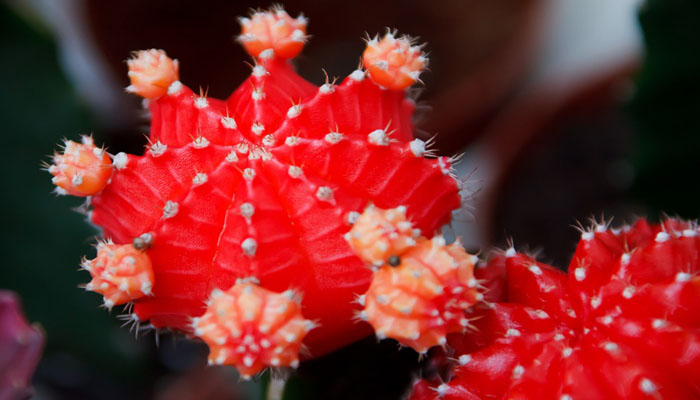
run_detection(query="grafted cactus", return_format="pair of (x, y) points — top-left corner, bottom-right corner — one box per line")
(410, 218), (700, 400)
(47, 6), (462, 376)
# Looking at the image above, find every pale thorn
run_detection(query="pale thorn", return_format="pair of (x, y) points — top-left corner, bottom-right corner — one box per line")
(319, 83), (335, 94)
(104, 298), (115, 309)
(194, 96), (209, 109)
(346, 211), (360, 225)
(639, 378), (657, 394)
(368, 129), (390, 146)
(590, 296), (602, 309)
(237, 143), (249, 154)
(562, 347), (573, 357)
(259, 49), (275, 59)
(349, 69), (365, 81)
(621, 253), (631, 266)
(243, 168), (256, 180)
(226, 150), (239, 163)
(682, 229), (697, 237)
(655, 231), (670, 243)
(287, 104), (303, 118)
(528, 264), (543, 275)
(252, 65), (267, 77)
(251, 122), (265, 136)
(434, 384), (450, 397)
(554, 333), (565, 341)
(162, 201), (179, 219)
(622, 286), (636, 299)
(676, 272), (691, 282)
(603, 342), (619, 353)
(167, 80), (183, 95)
(512, 364), (525, 379)
(505, 247), (517, 258)
(112, 152), (129, 170)
(506, 328), (521, 337)
(262, 134), (276, 146)
(290, 360), (300, 369)
(243, 355), (254, 367)
(71, 173), (83, 186)
(560, 395), (573, 400)
(315, 186), (334, 202)
(260, 339), (271, 348)
(458, 354), (472, 365)
(288, 165), (303, 178)
(240, 203), (255, 218)
(601, 315), (613, 325)
(149, 140), (168, 157)
(270, 357), (280, 366)
(241, 238), (258, 256)
(574, 267), (586, 281)
(355, 294), (366, 306)
(192, 136), (210, 148)
(221, 116), (238, 129)
(192, 172), (208, 186)
(324, 132), (344, 144)
(285, 136), (300, 146)
(141, 281), (152, 295)
(252, 87), (265, 101)
(581, 231), (594, 241)
(652, 319), (667, 329)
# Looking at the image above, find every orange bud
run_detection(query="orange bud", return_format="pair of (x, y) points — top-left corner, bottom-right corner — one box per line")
(49, 136), (112, 197)
(193, 282), (315, 378)
(126, 49), (179, 99)
(238, 7), (307, 59)
(347, 205), (418, 266)
(363, 31), (427, 90)
(83, 241), (154, 308)
(362, 238), (479, 353)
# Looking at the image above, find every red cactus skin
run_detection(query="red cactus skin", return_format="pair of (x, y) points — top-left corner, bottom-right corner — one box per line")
(48, 7), (461, 358)
(410, 218), (700, 400)
(0, 291), (44, 400)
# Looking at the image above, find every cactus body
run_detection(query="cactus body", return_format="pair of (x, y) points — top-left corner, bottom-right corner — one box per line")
(49, 7), (460, 358)
(410, 219), (700, 400)
(0, 291), (44, 400)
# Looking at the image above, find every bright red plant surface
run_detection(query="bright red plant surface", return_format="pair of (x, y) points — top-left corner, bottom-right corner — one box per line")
(411, 218), (700, 399)
(49, 8), (461, 357)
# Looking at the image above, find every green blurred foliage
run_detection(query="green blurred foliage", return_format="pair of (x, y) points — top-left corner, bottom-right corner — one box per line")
(0, 3), (152, 388)
(629, 0), (700, 217)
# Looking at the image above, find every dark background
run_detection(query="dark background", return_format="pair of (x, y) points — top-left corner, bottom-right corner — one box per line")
(1, 0), (698, 398)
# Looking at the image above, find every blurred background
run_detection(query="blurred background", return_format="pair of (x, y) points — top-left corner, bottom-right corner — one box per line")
(1, 0), (698, 398)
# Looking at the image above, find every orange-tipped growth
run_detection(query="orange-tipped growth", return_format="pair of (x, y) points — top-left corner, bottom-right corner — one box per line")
(362, 238), (480, 353)
(363, 31), (427, 90)
(238, 7), (307, 59)
(126, 49), (179, 99)
(347, 205), (419, 266)
(83, 241), (154, 309)
(193, 282), (315, 378)
(49, 136), (112, 197)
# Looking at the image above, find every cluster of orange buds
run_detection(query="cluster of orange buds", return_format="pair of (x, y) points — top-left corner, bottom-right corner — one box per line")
(348, 206), (481, 353)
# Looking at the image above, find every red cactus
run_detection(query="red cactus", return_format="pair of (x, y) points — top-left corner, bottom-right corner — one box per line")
(48, 7), (461, 359)
(410, 218), (700, 399)
(0, 291), (44, 400)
